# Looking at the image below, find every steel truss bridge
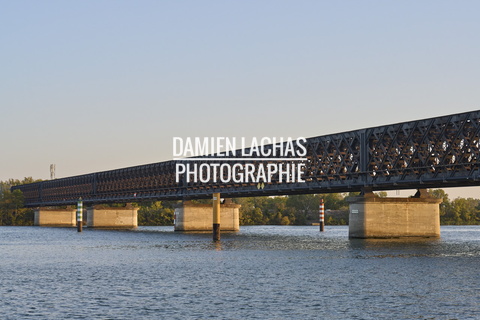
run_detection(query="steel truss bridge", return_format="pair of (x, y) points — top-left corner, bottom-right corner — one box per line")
(13, 110), (480, 207)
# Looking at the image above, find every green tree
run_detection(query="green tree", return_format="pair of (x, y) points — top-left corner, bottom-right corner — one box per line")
(429, 189), (449, 202)
(235, 197), (267, 225)
(138, 201), (175, 225)
(450, 198), (479, 225)
(429, 189), (452, 223)
(0, 178), (41, 226)
(280, 215), (290, 225)
(264, 197), (289, 224)
(320, 193), (348, 210)
(286, 194), (318, 224)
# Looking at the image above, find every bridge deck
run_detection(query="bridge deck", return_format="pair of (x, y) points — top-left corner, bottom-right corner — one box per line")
(13, 110), (480, 206)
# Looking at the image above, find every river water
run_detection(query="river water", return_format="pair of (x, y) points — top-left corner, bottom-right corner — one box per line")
(0, 225), (478, 319)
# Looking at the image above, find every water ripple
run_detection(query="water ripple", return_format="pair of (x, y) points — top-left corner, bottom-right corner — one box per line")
(0, 225), (479, 319)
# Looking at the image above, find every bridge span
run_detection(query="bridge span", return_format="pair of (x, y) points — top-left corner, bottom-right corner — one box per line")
(12, 110), (480, 238)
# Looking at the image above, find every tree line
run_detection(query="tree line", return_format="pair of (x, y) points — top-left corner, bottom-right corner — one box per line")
(1, 178), (479, 226)
(0, 178), (40, 225)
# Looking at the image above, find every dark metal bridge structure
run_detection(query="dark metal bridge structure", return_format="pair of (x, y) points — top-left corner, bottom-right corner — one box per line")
(13, 110), (480, 207)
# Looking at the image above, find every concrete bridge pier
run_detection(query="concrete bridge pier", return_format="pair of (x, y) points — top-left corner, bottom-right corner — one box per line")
(347, 189), (442, 238)
(173, 198), (240, 235)
(86, 205), (138, 229)
(34, 208), (77, 227)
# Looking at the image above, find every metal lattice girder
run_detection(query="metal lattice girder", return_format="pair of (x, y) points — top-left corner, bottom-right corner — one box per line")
(12, 110), (480, 207)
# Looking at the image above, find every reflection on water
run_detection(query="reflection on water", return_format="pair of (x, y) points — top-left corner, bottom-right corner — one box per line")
(0, 225), (479, 319)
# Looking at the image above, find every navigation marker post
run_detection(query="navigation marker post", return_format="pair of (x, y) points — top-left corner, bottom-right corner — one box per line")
(213, 193), (221, 241)
(77, 198), (83, 232)
(319, 198), (325, 232)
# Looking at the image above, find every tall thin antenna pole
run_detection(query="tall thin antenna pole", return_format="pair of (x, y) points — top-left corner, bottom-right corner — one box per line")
(50, 164), (56, 180)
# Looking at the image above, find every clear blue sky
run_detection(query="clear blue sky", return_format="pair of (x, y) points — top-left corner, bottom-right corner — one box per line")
(1, 0), (479, 199)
